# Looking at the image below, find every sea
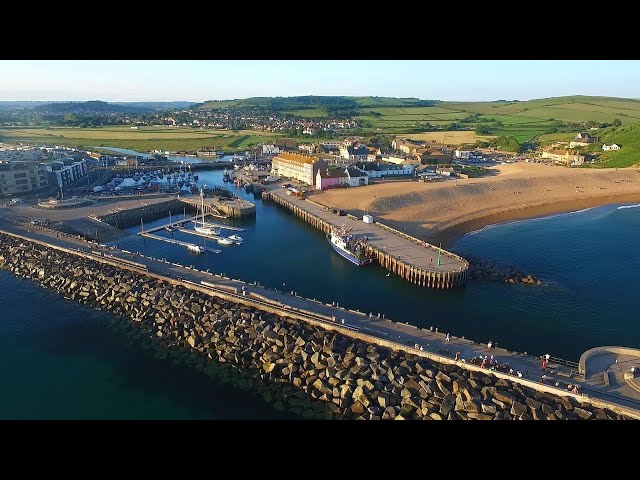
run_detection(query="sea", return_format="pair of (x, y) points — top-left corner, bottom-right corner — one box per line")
(2, 162), (639, 419)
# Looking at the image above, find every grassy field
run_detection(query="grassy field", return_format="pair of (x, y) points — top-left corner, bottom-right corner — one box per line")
(0, 126), (282, 152)
(401, 131), (496, 144)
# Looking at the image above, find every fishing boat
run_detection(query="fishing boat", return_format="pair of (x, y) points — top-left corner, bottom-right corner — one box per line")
(223, 168), (231, 182)
(194, 188), (220, 236)
(217, 237), (234, 246)
(326, 228), (373, 266)
(187, 244), (205, 254)
(228, 234), (243, 244)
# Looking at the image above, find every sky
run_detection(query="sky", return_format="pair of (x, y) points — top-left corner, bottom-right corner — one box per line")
(1, 60), (639, 103)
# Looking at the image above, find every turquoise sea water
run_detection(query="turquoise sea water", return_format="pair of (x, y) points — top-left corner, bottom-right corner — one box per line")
(0, 270), (290, 419)
(2, 166), (639, 418)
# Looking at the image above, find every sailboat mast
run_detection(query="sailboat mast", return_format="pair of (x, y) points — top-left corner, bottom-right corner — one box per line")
(201, 188), (205, 227)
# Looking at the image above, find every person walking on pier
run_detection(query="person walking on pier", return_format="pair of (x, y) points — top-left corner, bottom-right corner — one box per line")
(445, 333), (450, 342)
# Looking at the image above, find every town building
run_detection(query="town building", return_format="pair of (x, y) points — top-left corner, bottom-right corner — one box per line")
(262, 144), (281, 155)
(569, 132), (597, 148)
(298, 143), (316, 154)
(315, 166), (369, 190)
(271, 152), (327, 185)
(339, 145), (369, 161)
(541, 148), (585, 166)
(316, 167), (345, 190)
(45, 158), (88, 188)
(354, 161), (414, 178)
(392, 137), (425, 154)
(0, 161), (48, 195)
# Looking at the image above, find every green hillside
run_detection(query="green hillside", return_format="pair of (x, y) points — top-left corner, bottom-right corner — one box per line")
(195, 96), (640, 147)
(591, 123), (640, 168)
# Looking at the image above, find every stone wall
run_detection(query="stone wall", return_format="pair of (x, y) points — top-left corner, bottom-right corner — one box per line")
(0, 233), (629, 420)
(98, 199), (196, 229)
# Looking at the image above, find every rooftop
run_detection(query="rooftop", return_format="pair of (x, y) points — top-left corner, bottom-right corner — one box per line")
(273, 151), (319, 165)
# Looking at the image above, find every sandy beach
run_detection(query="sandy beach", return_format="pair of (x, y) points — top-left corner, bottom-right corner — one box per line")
(310, 163), (640, 248)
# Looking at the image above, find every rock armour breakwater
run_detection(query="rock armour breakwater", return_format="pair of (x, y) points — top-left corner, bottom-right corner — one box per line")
(0, 233), (629, 420)
(466, 256), (543, 285)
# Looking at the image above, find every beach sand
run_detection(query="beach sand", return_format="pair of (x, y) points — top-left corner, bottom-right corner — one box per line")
(309, 163), (640, 248)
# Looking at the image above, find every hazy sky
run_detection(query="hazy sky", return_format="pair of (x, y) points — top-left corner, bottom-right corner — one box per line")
(1, 60), (639, 102)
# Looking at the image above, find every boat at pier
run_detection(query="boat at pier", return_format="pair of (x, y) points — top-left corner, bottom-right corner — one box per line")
(223, 168), (231, 182)
(187, 244), (205, 254)
(228, 234), (243, 244)
(217, 237), (234, 246)
(326, 228), (373, 266)
(194, 188), (221, 236)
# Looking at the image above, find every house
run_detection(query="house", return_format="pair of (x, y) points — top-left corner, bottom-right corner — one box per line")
(262, 144), (281, 155)
(419, 148), (452, 164)
(569, 132), (597, 148)
(541, 148), (585, 166)
(392, 137), (425, 154)
(316, 167), (345, 190)
(602, 144), (621, 151)
(339, 145), (369, 161)
(436, 167), (455, 177)
(271, 151), (327, 185)
(298, 144), (316, 154)
(354, 161), (414, 178)
(341, 167), (369, 187)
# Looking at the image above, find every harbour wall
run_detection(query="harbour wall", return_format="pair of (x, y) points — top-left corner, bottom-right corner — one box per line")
(98, 199), (197, 229)
(262, 191), (468, 290)
(0, 230), (635, 420)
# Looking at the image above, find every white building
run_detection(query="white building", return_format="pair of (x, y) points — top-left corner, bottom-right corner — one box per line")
(262, 144), (281, 155)
(45, 159), (88, 188)
(602, 144), (621, 151)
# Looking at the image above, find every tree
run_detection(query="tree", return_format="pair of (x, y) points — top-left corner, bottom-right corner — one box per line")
(613, 118), (622, 127)
(475, 125), (492, 135)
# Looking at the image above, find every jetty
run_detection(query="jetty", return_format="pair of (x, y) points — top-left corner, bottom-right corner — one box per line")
(139, 231), (222, 253)
(188, 221), (245, 232)
(263, 189), (468, 289)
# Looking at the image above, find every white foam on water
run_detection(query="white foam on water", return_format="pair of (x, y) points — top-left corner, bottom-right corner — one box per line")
(617, 203), (640, 210)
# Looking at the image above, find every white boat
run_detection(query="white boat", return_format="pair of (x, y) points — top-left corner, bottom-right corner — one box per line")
(217, 237), (234, 246)
(194, 188), (221, 236)
(187, 244), (205, 254)
(228, 234), (243, 243)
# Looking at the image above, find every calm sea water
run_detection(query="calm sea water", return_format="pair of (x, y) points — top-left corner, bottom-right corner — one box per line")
(3, 165), (639, 418)
(0, 270), (291, 419)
